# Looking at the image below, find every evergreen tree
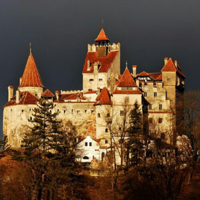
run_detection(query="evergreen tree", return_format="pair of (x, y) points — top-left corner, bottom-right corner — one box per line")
(16, 99), (77, 199)
(127, 101), (144, 166)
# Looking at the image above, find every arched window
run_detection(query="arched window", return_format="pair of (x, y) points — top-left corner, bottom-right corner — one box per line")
(83, 156), (89, 160)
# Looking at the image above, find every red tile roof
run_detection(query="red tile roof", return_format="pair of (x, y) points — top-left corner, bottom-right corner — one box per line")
(95, 28), (110, 42)
(4, 91), (38, 107)
(82, 51), (119, 73)
(137, 71), (149, 76)
(64, 93), (86, 101)
(95, 87), (112, 105)
(41, 89), (54, 97)
(161, 58), (185, 78)
(112, 88), (142, 95)
(117, 68), (137, 87)
(19, 53), (44, 88)
(156, 74), (162, 80)
(148, 72), (162, 80)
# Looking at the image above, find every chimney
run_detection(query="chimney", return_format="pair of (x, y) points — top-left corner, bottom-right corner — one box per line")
(164, 57), (168, 65)
(8, 86), (14, 101)
(132, 65), (137, 77)
(175, 60), (178, 67)
(55, 90), (59, 101)
(16, 90), (20, 104)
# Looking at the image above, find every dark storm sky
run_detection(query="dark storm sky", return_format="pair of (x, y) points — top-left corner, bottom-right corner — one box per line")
(1, 0), (200, 138)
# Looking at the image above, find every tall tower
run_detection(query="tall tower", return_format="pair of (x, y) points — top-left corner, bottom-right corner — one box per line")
(82, 24), (121, 93)
(18, 44), (44, 98)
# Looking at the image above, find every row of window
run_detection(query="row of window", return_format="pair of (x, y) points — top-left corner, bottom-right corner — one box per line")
(89, 78), (103, 81)
(139, 82), (164, 87)
(149, 104), (163, 110)
(144, 91), (167, 98)
(97, 113), (110, 118)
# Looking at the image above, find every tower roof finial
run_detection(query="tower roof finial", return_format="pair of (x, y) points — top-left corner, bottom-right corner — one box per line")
(29, 42), (32, 54)
(126, 61), (128, 68)
(102, 19), (104, 29)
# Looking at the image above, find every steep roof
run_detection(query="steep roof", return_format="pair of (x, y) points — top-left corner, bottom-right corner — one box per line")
(117, 68), (137, 87)
(19, 53), (44, 87)
(41, 89), (54, 97)
(4, 91), (38, 107)
(95, 28), (110, 42)
(95, 87), (111, 105)
(82, 51), (118, 73)
(161, 58), (185, 78)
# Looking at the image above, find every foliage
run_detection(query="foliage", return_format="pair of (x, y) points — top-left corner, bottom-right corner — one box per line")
(126, 101), (144, 166)
(12, 99), (77, 199)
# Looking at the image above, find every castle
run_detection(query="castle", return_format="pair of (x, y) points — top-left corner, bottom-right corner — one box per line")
(3, 26), (185, 163)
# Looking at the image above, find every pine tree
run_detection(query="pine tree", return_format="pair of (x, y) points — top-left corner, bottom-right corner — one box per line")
(18, 99), (77, 199)
(127, 101), (144, 166)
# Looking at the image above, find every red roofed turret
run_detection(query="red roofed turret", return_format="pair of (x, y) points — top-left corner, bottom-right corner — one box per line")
(118, 68), (137, 87)
(95, 87), (112, 105)
(19, 45), (44, 88)
(41, 89), (54, 97)
(95, 28), (110, 42)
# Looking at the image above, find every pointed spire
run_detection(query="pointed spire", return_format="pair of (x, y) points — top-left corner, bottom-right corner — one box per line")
(118, 68), (137, 87)
(95, 21), (110, 42)
(102, 19), (104, 29)
(19, 46), (44, 88)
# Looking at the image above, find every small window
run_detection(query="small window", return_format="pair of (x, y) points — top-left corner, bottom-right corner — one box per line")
(89, 79), (94, 81)
(64, 110), (66, 114)
(153, 81), (156, 87)
(144, 92), (147, 97)
(88, 89), (92, 91)
(144, 82), (147, 86)
(149, 118), (153, 124)
(57, 109), (59, 112)
(105, 140), (108, 144)
(71, 109), (73, 113)
(158, 118), (163, 123)
(83, 156), (89, 159)
(89, 142), (92, 146)
(85, 142), (88, 146)
(98, 113), (101, 118)
(77, 110), (80, 114)
(22, 110), (24, 112)
(159, 104), (162, 110)
(99, 78), (103, 81)
(125, 96), (129, 103)
(119, 127), (121, 131)
(30, 117), (32, 120)
(149, 104), (152, 110)
(139, 82), (142, 88)
(154, 92), (157, 97)
(29, 109), (31, 112)
(105, 128), (108, 133)
(107, 113), (110, 117)
(120, 110), (124, 116)
(85, 110), (87, 113)
(35, 93), (38, 97)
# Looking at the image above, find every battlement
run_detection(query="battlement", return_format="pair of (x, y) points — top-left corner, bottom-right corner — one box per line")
(61, 90), (83, 94)
(87, 43), (120, 53)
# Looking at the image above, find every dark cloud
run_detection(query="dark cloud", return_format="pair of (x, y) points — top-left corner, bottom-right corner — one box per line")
(1, 0), (200, 138)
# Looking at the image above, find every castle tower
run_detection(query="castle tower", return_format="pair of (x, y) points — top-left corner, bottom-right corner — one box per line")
(18, 44), (44, 98)
(82, 24), (121, 93)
